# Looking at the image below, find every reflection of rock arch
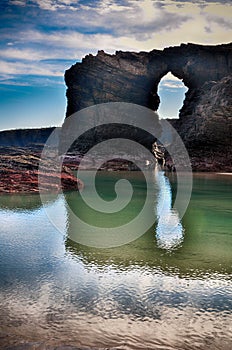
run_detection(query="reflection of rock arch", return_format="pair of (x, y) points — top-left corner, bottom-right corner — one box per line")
(0, 193), (44, 211)
(63, 172), (231, 277)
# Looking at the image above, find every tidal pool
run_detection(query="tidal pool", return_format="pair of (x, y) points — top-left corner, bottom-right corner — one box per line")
(0, 171), (231, 349)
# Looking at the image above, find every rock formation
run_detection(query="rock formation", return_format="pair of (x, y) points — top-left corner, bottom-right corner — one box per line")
(0, 146), (83, 194)
(0, 127), (59, 147)
(64, 42), (232, 171)
(0, 129), (85, 194)
(173, 75), (232, 171)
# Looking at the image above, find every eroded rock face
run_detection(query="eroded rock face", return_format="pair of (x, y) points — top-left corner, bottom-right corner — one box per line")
(0, 147), (83, 194)
(176, 75), (232, 146)
(64, 43), (232, 170)
(65, 49), (166, 114)
(171, 75), (232, 171)
(65, 43), (232, 116)
(0, 127), (58, 147)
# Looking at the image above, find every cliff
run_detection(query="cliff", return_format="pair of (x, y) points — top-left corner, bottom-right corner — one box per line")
(65, 43), (232, 116)
(0, 126), (84, 194)
(0, 146), (83, 194)
(172, 75), (232, 171)
(0, 127), (59, 147)
(64, 43), (232, 170)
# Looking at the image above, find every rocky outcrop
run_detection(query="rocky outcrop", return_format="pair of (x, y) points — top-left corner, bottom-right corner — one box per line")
(169, 75), (232, 171)
(177, 76), (232, 145)
(0, 129), (84, 194)
(65, 43), (232, 116)
(64, 43), (232, 171)
(65, 49), (164, 114)
(0, 147), (83, 194)
(0, 127), (58, 147)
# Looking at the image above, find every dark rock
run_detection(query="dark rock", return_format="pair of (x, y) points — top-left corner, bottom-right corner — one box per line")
(181, 75), (232, 146)
(64, 43), (232, 171)
(0, 128), (59, 147)
(0, 147), (83, 194)
(168, 75), (232, 171)
(65, 43), (232, 116)
(65, 49), (166, 114)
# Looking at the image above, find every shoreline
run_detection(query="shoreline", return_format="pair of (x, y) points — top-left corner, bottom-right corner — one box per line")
(217, 172), (232, 175)
(0, 146), (231, 195)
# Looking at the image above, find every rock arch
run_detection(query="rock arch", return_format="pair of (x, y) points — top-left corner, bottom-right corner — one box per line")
(65, 43), (231, 116)
(64, 43), (232, 170)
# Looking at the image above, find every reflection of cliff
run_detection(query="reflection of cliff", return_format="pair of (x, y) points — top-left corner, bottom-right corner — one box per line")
(0, 191), (61, 211)
(0, 193), (43, 211)
(64, 172), (232, 276)
(65, 221), (231, 276)
(65, 43), (232, 170)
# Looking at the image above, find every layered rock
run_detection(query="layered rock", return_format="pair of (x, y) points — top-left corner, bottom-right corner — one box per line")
(64, 51), (164, 153)
(179, 76), (232, 144)
(0, 129), (85, 194)
(65, 43), (232, 116)
(65, 50), (164, 114)
(0, 147), (83, 194)
(0, 127), (58, 147)
(64, 42), (232, 171)
(170, 75), (232, 171)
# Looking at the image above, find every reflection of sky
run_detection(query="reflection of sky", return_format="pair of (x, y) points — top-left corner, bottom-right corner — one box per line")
(155, 170), (184, 250)
(0, 178), (232, 347)
(0, 188), (231, 312)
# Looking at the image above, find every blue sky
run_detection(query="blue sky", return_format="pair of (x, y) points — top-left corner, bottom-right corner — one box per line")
(0, 0), (231, 130)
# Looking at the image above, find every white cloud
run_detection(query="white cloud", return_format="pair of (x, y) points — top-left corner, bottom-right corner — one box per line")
(7, 0), (191, 40)
(69, 0), (191, 39)
(2, 0), (232, 84)
(161, 72), (184, 82)
(4, 0), (232, 51)
(9, 0), (26, 6)
(0, 48), (51, 61)
(158, 73), (188, 91)
(7, 30), (140, 56)
(0, 47), (79, 62)
(160, 81), (187, 89)
(30, 0), (80, 11)
(81, 0), (131, 13)
(0, 76), (64, 86)
(0, 59), (63, 77)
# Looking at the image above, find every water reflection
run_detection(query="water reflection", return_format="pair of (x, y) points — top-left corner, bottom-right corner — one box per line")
(0, 192), (57, 212)
(64, 169), (184, 250)
(64, 171), (156, 248)
(155, 170), (184, 250)
(63, 171), (232, 275)
(0, 173), (232, 349)
(0, 193), (44, 211)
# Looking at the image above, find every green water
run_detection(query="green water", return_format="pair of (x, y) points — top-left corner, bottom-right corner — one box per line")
(0, 171), (231, 349)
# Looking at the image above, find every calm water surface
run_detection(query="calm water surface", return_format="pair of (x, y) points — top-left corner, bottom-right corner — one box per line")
(0, 171), (231, 349)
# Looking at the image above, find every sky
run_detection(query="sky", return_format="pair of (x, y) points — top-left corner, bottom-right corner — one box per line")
(0, 0), (231, 130)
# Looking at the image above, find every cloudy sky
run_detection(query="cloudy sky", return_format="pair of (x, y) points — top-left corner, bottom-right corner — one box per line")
(0, 0), (231, 130)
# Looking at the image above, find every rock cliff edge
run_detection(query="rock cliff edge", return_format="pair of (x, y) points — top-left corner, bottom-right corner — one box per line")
(64, 42), (232, 171)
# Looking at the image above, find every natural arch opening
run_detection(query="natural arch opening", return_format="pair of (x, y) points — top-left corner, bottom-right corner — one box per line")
(157, 72), (188, 119)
